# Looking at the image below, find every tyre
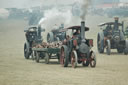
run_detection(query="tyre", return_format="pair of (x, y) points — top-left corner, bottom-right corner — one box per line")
(56, 37), (60, 42)
(44, 53), (49, 64)
(60, 45), (69, 67)
(35, 51), (40, 63)
(24, 43), (30, 59)
(47, 32), (54, 43)
(97, 32), (104, 53)
(120, 31), (125, 41)
(106, 40), (111, 55)
(89, 51), (96, 68)
(71, 50), (78, 68)
(124, 40), (128, 55)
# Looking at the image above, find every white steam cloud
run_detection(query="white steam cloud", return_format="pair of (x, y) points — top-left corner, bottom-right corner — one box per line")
(39, 8), (80, 31)
(0, 8), (9, 19)
(80, 0), (92, 20)
(38, 0), (92, 31)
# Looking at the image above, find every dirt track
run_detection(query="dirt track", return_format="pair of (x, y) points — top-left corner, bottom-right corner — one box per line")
(0, 16), (128, 85)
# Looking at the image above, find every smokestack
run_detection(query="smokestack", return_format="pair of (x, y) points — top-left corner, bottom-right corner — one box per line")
(122, 21), (125, 34)
(81, 21), (86, 43)
(114, 17), (119, 30)
(38, 25), (42, 39)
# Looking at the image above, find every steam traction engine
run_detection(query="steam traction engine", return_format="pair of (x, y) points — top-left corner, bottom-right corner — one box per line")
(97, 17), (128, 55)
(24, 25), (45, 59)
(60, 21), (96, 68)
(47, 24), (66, 43)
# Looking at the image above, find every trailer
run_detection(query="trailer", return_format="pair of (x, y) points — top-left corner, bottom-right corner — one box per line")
(31, 42), (61, 64)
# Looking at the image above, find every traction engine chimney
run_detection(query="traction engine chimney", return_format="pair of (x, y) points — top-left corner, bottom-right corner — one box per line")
(81, 21), (86, 43)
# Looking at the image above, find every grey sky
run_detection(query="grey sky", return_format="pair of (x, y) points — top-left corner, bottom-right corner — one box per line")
(0, 0), (75, 8)
(120, 0), (128, 2)
(0, 0), (128, 8)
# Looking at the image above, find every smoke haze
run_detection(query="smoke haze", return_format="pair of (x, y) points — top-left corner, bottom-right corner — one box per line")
(39, 8), (81, 31)
(0, 0), (75, 8)
(0, 8), (9, 19)
(38, 0), (92, 31)
(80, 0), (92, 20)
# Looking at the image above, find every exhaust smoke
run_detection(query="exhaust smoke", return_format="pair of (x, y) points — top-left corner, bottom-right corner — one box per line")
(39, 8), (81, 31)
(80, 0), (92, 21)
(0, 8), (9, 19)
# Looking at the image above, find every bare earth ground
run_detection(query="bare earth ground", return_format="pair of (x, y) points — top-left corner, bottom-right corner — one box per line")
(0, 16), (128, 85)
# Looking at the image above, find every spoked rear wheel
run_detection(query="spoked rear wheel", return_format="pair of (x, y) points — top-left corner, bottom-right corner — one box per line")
(47, 32), (54, 43)
(71, 50), (78, 68)
(97, 34), (104, 53)
(24, 43), (30, 59)
(60, 46), (68, 67)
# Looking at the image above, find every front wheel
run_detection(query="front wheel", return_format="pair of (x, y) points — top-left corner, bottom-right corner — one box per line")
(106, 40), (111, 55)
(71, 50), (78, 68)
(90, 51), (96, 68)
(124, 40), (128, 55)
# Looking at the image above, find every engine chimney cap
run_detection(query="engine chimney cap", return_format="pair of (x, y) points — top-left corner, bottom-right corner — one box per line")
(114, 17), (119, 20)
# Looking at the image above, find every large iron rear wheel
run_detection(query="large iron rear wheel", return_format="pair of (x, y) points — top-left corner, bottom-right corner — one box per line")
(56, 37), (60, 42)
(60, 46), (69, 67)
(97, 33), (104, 53)
(47, 32), (54, 43)
(24, 43), (30, 59)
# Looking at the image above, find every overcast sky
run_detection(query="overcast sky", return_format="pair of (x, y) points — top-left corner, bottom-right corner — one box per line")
(120, 0), (128, 2)
(0, 0), (76, 8)
(0, 0), (128, 8)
